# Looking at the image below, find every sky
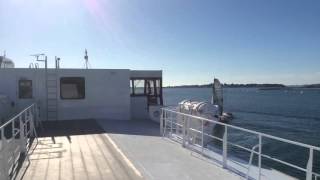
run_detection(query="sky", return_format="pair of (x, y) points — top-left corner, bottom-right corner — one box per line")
(0, 0), (319, 86)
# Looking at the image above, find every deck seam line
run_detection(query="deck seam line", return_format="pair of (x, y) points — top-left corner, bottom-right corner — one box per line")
(92, 134), (119, 180)
(84, 134), (104, 179)
(104, 134), (143, 178)
(76, 135), (90, 180)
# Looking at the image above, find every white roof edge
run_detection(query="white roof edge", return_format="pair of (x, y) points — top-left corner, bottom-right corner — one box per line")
(6, 68), (131, 70)
(130, 70), (162, 78)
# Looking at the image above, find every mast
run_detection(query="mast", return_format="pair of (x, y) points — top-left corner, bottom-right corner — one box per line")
(212, 78), (224, 115)
(84, 49), (89, 69)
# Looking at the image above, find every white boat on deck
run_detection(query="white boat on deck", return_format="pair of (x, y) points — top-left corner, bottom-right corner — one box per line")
(0, 54), (319, 180)
(175, 79), (233, 146)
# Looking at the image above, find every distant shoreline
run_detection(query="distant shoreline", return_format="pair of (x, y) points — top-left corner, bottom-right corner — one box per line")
(164, 83), (320, 89)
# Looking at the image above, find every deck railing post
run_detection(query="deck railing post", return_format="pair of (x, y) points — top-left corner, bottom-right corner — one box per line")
(163, 111), (167, 137)
(306, 148), (314, 180)
(0, 144), (8, 180)
(160, 109), (163, 136)
(0, 127), (10, 180)
(170, 112), (173, 137)
(0, 125), (9, 180)
(35, 104), (39, 126)
(222, 126), (228, 168)
(19, 115), (27, 154)
(182, 115), (186, 147)
(186, 116), (190, 145)
(0, 126), (8, 180)
(11, 119), (14, 139)
(32, 104), (37, 127)
(201, 119), (204, 154)
(29, 108), (34, 137)
(258, 134), (262, 180)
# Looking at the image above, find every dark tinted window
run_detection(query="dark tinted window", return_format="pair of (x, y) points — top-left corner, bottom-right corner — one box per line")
(19, 80), (32, 99)
(60, 77), (85, 99)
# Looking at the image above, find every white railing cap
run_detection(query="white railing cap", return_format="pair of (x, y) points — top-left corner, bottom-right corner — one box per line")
(162, 107), (320, 151)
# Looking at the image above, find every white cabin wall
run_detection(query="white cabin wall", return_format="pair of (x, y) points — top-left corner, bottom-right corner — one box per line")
(0, 68), (163, 122)
(56, 69), (131, 121)
(0, 70), (18, 120)
(0, 69), (131, 121)
(0, 69), (46, 115)
(131, 96), (149, 120)
(16, 69), (47, 119)
(0, 69), (18, 103)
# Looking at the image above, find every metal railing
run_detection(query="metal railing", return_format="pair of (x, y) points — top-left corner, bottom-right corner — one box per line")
(0, 103), (39, 180)
(28, 63), (39, 69)
(160, 107), (320, 180)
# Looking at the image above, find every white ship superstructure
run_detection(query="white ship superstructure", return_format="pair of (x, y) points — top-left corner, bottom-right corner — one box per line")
(0, 55), (319, 180)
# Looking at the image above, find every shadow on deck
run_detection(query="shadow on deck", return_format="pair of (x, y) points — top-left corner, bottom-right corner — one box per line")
(16, 119), (146, 180)
(38, 119), (160, 137)
(97, 119), (161, 137)
(38, 119), (105, 137)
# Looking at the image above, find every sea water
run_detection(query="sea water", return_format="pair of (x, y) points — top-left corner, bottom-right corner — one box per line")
(164, 87), (320, 179)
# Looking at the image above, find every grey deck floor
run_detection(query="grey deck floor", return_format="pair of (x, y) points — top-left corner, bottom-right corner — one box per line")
(97, 119), (241, 180)
(17, 120), (144, 180)
(17, 119), (241, 180)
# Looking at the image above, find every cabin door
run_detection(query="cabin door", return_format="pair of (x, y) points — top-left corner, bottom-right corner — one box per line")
(16, 78), (35, 111)
(130, 78), (163, 121)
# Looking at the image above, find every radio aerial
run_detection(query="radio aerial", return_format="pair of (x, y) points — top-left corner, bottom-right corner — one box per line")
(84, 49), (90, 69)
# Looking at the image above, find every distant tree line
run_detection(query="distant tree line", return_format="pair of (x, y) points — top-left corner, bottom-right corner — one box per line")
(165, 83), (320, 88)
(165, 83), (287, 88)
(302, 84), (320, 88)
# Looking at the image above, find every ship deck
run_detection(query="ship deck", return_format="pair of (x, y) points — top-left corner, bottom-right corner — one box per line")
(16, 120), (143, 180)
(16, 119), (241, 180)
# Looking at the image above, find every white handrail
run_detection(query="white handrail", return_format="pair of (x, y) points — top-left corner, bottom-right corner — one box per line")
(246, 144), (259, 180)
(161, 107), (320, 180)
(162, 108), (320, 151)
(1, 104), (35, 128)
(0, 103), (39, 180)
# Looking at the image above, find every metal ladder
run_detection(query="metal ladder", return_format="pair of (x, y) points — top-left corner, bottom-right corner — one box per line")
(30, 54), (60, 121)
(46, 70), (58, 121)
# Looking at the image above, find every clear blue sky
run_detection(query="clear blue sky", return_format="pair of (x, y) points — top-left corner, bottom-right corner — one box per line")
(0, 0), (319, 86)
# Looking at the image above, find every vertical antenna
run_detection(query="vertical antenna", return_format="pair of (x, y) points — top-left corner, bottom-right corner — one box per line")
(84, 49), (89, 69)
(55, 56), (61, 69)
(0, 51), (4, 68)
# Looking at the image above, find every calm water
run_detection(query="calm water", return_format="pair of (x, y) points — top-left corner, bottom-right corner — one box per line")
(163, 87), (320, 179)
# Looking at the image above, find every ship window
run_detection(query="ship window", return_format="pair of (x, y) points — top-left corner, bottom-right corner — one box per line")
(146, 80), (155, 96)
(130, 77), (163, 105)
(19, 80), (32, 99)
(132, 79), (145, 95)
(130, 79), (134, 94)
(156, 80), (161, 94)
(60, 77), (85, 99)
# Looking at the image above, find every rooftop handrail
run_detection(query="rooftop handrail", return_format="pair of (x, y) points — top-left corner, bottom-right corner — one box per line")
(161, 107), (320, 180)
(28, 63), (34, 68)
